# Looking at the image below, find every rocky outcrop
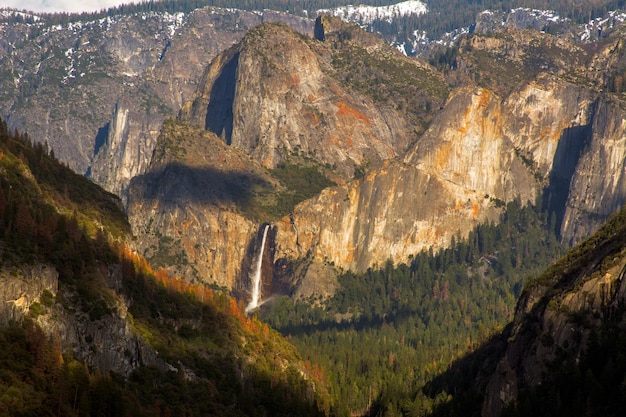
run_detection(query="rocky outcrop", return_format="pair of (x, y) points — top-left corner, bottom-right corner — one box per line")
(273, 87), (538, 283)
(127, 18), (448, 291)
(271, 67), (626, 296)
(116, 15), (626, 301)
(88, 9), (314, 199)
(0, 264), (58, 325)
(89, 95), (162, 203)
(180, 21), (420, 179)
(560, 95), (626, 245)
(0, 263), (158, 376)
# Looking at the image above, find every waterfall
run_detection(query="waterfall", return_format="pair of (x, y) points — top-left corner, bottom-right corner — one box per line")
(246, 224), (270, 314)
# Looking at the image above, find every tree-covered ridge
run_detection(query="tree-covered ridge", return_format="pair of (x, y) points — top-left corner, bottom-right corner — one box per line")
(0, 119), (129, 241)
(262, 200), (566, 415)
(0, 118), (330, 417)
(6, 0), (625, 45)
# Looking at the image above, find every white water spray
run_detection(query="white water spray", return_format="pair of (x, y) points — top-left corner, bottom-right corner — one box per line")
(246, 224), (270, 314)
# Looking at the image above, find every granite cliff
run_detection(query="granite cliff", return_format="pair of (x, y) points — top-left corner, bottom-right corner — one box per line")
(128, 18), (626, 302)
(5, 6), (626, 304)
(129, 17), (447, 291)
(180, 17), (446, 179)
(270, 24), (626, 298)
(0, 7), (313, 200)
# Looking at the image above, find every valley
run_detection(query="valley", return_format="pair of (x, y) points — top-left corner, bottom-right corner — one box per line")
(2, 1), (626, 416)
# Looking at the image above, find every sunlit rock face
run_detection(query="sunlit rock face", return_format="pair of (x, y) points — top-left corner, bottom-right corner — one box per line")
(131, 74), (626, 296)
(128, 18), (446, 291)
(180, 22), (415, 180)
(273, 87), (535, 278)
(274, 76), (626, 297)
(128, 16), (626, 298)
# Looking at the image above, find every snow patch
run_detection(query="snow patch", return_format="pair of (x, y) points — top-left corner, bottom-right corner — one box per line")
(580, 10), (626, 42)
(0, 10), (41, 21)
(317, 0), (427, 25)
(509, 7), (560, 24)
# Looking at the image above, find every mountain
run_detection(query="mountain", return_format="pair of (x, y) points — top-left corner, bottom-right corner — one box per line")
(5, 0), (626, 320)
(179, 15), (447, 178)
(4, 2), (626, 416)
(267, 23), (626, 299)
(127, 120), (269, 288)
(0, 6), (313, 202)
(449, 22), (626, 247)
(5, 1), (623, 204)
(127, 15), (448, 290)
(121, 9), (626, 303)
(0, 120), (330, 416)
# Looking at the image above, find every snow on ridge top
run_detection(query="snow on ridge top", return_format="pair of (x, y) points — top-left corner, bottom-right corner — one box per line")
(0, 9), (42, 21)
(317, 0), (427, 25)
(509, 7), (560, 23)
(580, 10), (626, 42)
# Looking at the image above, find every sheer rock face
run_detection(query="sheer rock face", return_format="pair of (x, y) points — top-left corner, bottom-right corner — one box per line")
(273, 77), (626, 296)
(131, 19), (444, 291)
(498, 75), (596, 178)
(88, 9), (313, 199)
(128, 191), (257, 289)
(560, 96), (626, 245)
(274, 87), (538, 278)
(89, 96), (162, 205)
(180, 22), (413, 180)
(126, 122), (264, 289)
(131, 68), (626, 296)
(498, 73), (626, 247)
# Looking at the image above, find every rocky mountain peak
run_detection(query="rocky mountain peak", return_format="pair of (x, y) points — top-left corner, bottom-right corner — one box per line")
(129, 14), (448, 290)
(180, 19), (432, 180)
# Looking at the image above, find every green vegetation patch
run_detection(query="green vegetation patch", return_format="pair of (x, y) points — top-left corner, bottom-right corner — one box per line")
(267, 162), (336, 213)
(327, 37), (449, 134)
(234, 161), (336, 222)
